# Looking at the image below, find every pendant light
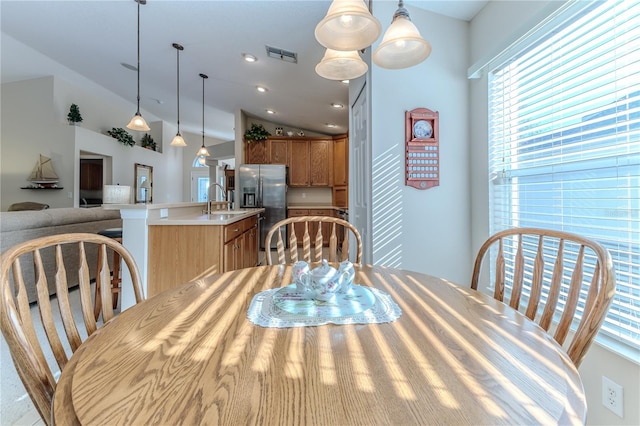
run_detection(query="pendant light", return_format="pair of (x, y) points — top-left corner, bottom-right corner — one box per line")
(197, 73), (210, 157)
(315, 0), (381, 51)
(170, 43), (187, 147)
(126, 0), (150, 132)
(315, 48), (368, 81)
(373, 0), (432, 69)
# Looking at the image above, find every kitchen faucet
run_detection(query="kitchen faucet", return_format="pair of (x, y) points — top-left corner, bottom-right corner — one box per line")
(205, 182), (227, 214)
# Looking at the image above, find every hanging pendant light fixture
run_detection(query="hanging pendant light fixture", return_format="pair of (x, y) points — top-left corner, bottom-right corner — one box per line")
(170, 43), (187, 147)
(315, 0), (381, 51)
(315, 48), (368, 81)
(126, 0), (150, 132)
(197, 73), (210, 157)
(373, 0), (432, 69)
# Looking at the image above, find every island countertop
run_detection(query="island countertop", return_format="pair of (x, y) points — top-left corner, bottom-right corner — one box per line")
(147, 208), (264, 226)
(103, 202), (263, 225)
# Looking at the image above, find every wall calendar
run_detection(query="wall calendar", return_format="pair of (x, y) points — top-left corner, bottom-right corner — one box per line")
(405, 107), (440, 190)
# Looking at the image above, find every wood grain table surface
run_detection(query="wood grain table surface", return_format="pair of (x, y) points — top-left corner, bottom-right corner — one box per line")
(53, 264), (586, 425)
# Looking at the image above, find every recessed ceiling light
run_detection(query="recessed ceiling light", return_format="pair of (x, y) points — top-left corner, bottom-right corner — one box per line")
(256, 86), (268, 93)
(326, 123), (337, 128)
(341, 80), (349, 84)
(331, 103), (344, 109)
(266, 109), (275, 114)
(243, 53), (257, 63)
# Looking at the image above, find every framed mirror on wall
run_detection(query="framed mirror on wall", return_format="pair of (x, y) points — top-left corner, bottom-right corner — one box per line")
(134, 163), (153, 203)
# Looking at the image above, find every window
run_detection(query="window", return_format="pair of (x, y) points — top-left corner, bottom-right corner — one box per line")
(488, 0), (639, 352)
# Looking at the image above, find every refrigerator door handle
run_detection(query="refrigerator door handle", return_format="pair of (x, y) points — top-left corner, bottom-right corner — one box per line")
(258, 176), (263, 207)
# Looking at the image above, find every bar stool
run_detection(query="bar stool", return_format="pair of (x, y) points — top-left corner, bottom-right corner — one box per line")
(94, 228), (123, 320)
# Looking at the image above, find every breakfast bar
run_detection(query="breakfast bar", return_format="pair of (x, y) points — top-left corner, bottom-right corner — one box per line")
(103, 202), (264, 306)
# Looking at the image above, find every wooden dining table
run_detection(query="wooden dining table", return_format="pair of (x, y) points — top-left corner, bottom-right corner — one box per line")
(53, 264), (586, 425)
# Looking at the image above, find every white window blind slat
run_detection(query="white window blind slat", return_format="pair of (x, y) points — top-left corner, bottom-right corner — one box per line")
(488, 0), (640, 351)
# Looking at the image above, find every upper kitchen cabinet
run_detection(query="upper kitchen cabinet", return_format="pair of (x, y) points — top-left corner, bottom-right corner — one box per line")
(244, 138), (289, 165)
(245, 139), (269, 164)
(333, 134), (348, 186)
(269, 138), (289, 165)
(289, 139), (332, 187)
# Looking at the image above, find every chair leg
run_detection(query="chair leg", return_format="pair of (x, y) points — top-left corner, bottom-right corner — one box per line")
(94, 242), (123, 321)
(111, 250), (121, 309)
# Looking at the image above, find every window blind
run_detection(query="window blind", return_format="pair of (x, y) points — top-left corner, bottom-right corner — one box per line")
(488, 0), (639, 350)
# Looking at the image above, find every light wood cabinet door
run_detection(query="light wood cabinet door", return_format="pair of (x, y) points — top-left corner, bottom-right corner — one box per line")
(223, 239), (237, 272)
(245, 140), (269, 164)
(269, 139), (289, 165)
(310, 209), (333, 246)
(310, 140), (331, 186)
(244, 223), (258, 268)
(287, 208), (309, 245)
(289, 140), (310, 186)
(333, 135), (348, 186)
(332, 186), (348, 208)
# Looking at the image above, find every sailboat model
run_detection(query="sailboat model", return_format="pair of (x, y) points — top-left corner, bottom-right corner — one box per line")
(28, 154), (59, 187)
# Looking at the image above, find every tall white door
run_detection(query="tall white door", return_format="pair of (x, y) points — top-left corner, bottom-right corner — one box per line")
(350, 85), (372, 264)
(190, 171), (209, 202)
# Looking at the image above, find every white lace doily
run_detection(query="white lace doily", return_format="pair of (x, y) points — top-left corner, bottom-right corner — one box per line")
(247, 284), (402, 328)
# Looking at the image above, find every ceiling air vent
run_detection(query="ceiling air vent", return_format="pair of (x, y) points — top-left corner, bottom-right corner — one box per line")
(266, 46), (297, 64)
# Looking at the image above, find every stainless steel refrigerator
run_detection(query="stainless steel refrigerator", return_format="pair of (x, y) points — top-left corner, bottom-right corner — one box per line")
(238, 164), (288, 250)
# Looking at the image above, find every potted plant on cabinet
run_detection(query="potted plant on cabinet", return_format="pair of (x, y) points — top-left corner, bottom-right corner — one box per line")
(141, 133), (157, 151)
(67, 103), (83, 125)
(244, 123), (271, 143)
(107, 127), (135, 147)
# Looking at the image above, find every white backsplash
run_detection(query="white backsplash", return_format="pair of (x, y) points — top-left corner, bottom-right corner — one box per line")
(287, 187), (332, 205)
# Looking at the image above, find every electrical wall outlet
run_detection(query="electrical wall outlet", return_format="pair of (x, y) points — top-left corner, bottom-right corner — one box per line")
(602, 376), (624, 418)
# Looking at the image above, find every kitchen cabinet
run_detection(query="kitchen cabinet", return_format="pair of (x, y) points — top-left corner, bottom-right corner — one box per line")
(287, 208), (334, 246)
(269, 139), (289, 165)
(244, 138), (289, 165)
(332, 186), (348, 208)
(223, 216), (258, 271)
(333, 134), (348, 186)
(147, 214), (258, 296)
(288, 139), (331, 187)
(245, 140), (269, 164)
(288, 141), (310, 186)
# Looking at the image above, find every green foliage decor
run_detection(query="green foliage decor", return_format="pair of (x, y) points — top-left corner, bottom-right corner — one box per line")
(67, 103), (83, 124)
(107, 127), (135, 147)
(141, 133), (157, 151)
(244, 123), (271, 143)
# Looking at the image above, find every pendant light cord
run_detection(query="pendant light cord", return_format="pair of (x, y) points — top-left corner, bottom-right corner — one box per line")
(136, 0), (141, 114)
(173, 43), (184, 132)
(200, 73), (208, 148)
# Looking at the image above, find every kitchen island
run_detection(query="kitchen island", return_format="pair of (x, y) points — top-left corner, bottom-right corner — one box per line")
(103, 203), (264, 306)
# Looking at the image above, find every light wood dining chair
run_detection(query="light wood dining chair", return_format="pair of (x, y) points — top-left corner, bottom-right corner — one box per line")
(265, 216), (362, 265)
(0, 233), (145, 425)
(471, 227), (616, 368)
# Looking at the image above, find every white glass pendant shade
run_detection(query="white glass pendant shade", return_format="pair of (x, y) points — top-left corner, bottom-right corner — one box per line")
(315, 49), (368, 81)
(315, 0), (381, 51)
(171, 133), (186, 147)
(373, 14), (431, 69)
(197, 144), (210, 157)
(126, 113), (150, 131)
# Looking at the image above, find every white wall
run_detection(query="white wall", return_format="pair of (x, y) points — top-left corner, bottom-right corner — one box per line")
(468, 2), (640, 425)
(0, 75), (186, 209)
(369, 3), (471, 285)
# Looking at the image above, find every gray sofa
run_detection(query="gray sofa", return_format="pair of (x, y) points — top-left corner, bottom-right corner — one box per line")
(1, 207), (122, 303)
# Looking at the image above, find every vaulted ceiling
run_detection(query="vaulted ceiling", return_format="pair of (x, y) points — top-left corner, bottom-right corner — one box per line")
(1, 1), (487, 141)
